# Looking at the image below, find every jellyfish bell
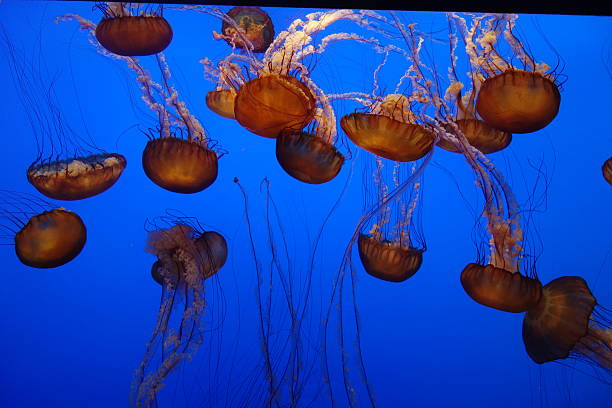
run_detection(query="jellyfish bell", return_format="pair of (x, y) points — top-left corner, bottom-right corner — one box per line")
(602, 157), (612, 186)
(14, 208), (86, 269)
(476, 69), (561, 134)
(219, 6), (274, 53)
(205, 89), (236, 119)
(194, 230), (228, 278)
(95, 3), (172, 56)
(340, 94), (435, 162)
(234, 74), (317, 139)
(276, 130), (344, 184)
(142, 136), (218, 194)
(0, 190), (88, 270)
(150, 230), (226, 286)
(460, 263), (542, 313)
(436, 119), (512, 154)
(522, 276), (611, 370)
(358, 234), (423, 282)
(27, 153), (127, 201)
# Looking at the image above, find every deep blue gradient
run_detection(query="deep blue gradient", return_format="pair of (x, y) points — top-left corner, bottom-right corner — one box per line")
(0, 2), (611, 407)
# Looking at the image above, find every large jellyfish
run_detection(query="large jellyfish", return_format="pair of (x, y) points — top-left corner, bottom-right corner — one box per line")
(132, 216), (228, 407)
(448, 13), (561, 134)
(2, 25), (126, 201)
(523, 276), (612, 376)
(0, 190), (86, 268)
(61, 14), (221, 194)
(95, 2), (173, 56)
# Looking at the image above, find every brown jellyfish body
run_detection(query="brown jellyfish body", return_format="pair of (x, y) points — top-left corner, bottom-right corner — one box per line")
(151, 259), (179, 287)
(602, 157), (612, 186)
(437, 119), (512, 154)
(476, 69), (561, 134)
(27, 153), (127, 201)
(206, 89), (236, 119)
(276, 131), (344, 184)
(221, 6), (274, 53)
(195, 231), (228, 278)
(358, 234), (423, 283)
(142, 137), (218, 194)
(95, 15), (173, 56)
(14, 209), (87, 269)
(460, 263), (542, 313)
(340, 113), (434, 162)
(234, 74), (317, 139)
(151, 230), (227, 286)
(522, 276), (597, 364)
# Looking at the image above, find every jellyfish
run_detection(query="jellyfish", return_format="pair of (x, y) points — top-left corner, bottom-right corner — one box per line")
(214, 6), (274, 53)
(358, 157), (426, 282)
(602, 157), (612, 186)
(132, 216), (227, 407)
(94, 2), (172, 56)
(449, 13), (561, 134)
(2, 24), (127, 201)
(0, 190), (86, 268)
(522, 276), (612, 374)
(62, 15), (221, 194)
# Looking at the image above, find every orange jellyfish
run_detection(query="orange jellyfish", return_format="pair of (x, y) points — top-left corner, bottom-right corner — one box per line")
(215, 6), (274, 53)
(437, 83), (512, 154)
(27, 153), (127, 201)
(358, 158), (426, 282)
(335, 23), (437, 162)
(523, 276), (612, 371)
(132, 216), (228, 407)
(440, 121), (540, 312)
(449, 13), (561, 134)
(1, 191), (86, 268)
(64, 15), (221, 194)
(201, 55), (244, 120)
(94, 3), (172, 56)
(602, 157), (612, 186)
(341, 94), (435, 162)
(3, 23), (127, 201)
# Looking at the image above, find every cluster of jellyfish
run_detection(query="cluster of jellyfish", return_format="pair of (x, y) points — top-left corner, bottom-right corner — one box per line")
(1, 2), (611, 407)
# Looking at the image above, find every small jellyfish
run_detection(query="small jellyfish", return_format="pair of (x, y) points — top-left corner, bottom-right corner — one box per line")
(436, 85), (511, 154)
(357, 158), (426, 282)
(1, 191), (86, 268)
(95, 3), (172, 56)
(522, 276), (611, 371)
(216, 6), (274, 53)
(205, 88), (237, 119)
(132, 217), (228, 407)
(63, 16), (221, 194)
(449, 13), (561, 134)
(602, 157), (612, 186)
(2, 24), (127, 201)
